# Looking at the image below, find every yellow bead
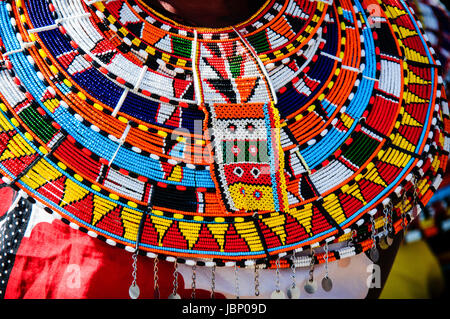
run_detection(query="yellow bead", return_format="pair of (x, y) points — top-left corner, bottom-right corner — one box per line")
(24, 132), (33, 141)
(158, 130), (168, 138)
(38, 146), (48, 155)
(118, 116), (128, 123)
(77, 92), (87, 100)
(93, 103), (103, 111)
(153, 210), (164, 216)
(57, 162), (67, 170)
(109, 193), (119, 200)
(10, 118), (19, 127)
(138, 124), (148, 131)
(128, 201), (138, 208)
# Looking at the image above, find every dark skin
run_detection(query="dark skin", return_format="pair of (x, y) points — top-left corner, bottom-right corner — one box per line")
(144, 0), (402, 298)
(144, 0), (266, 27)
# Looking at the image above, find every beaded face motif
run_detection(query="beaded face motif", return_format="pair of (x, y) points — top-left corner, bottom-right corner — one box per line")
(0, 0), (448, 268)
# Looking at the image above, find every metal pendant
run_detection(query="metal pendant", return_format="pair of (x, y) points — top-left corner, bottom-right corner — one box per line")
(154, 286), (160, 299)
(386, 234), (394, 246)
(412, 204), (418, 219)
(379, 236), (389, 250)
(370, 247), (379, 263)
(321, 276), (333, 292)
(168, 293), (181, 299)
(287, 286), (301, 299)
(304, 280), (317, 294)
(129, 284), (140, 299)
(271, 290), (286, 299)
(379, 234), (394, 250)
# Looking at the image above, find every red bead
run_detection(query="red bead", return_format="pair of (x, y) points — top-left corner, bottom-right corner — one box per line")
(157, 182), (168, 188)
(137, 176), (148, 182)
(67, 135), (76, 143)
(81, 148), (92, 156)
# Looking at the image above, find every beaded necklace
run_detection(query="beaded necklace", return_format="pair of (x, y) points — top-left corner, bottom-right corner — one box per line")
(0, 0), (448, 298)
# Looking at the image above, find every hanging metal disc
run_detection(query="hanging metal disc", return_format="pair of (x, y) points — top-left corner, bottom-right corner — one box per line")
(304, 280), (317, 294)
(386, 234), (394, 246)
(168, 293), (181, 299)
(379, 236), (389, 250)
(321, 276), (333, 292)
(129, 284), (140, 299)
(287, 285), (301, 299)
(271, 290), (286, 299)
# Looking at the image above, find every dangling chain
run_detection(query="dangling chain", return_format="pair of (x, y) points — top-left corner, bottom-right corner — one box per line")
(383, 202), (392, 236)
(321, 242), (333, 292)
(210, 265), (216, 299)
(254, 264), (260, 297)
(412, 175), (419, 218)
(172, 261), (179, 297)
(191, 265), (197, 299)
(304, 248), (317, 294)
(308, 249), (315, 284)
(290, 256), (297, 289)
(153, 256), (160, 299)
(234, 264), (240, 299)
(370, 215), (377, 249)
(401, 190), (407, 234)
(324, 242), (329, 278)
(131, 250), (138, 289)
(275, 257), (281, 293)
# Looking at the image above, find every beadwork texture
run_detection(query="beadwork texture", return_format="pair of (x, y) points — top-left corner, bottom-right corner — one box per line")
(0, 0), (448, 267)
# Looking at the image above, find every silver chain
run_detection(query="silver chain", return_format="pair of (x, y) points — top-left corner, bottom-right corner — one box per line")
(290, 255), (297, 289)
(210, 265), (216, 299)
(254, 264), (260, 296)
(191, 265), (197, 299)
(153, 256), (159, 298)
(401, 191), (407, 234)
(234, 264), (240, 299)
(275, 257), (281, 292)
(172, 261), (179, 297)
(324, 243), (329, 277)
(383, 205), (389, 236)
(370, 215), (377, 249)
(131, 250), (138, 287)
(308, 249), (315, 283)
(386, 202), (393, 234)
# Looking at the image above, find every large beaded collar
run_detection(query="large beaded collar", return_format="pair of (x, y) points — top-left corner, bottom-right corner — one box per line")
(0, 0), (448, 292)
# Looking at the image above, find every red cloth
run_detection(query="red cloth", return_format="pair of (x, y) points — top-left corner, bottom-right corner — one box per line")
(0, 187), (14, 218)
(1, 189), (223, 299)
